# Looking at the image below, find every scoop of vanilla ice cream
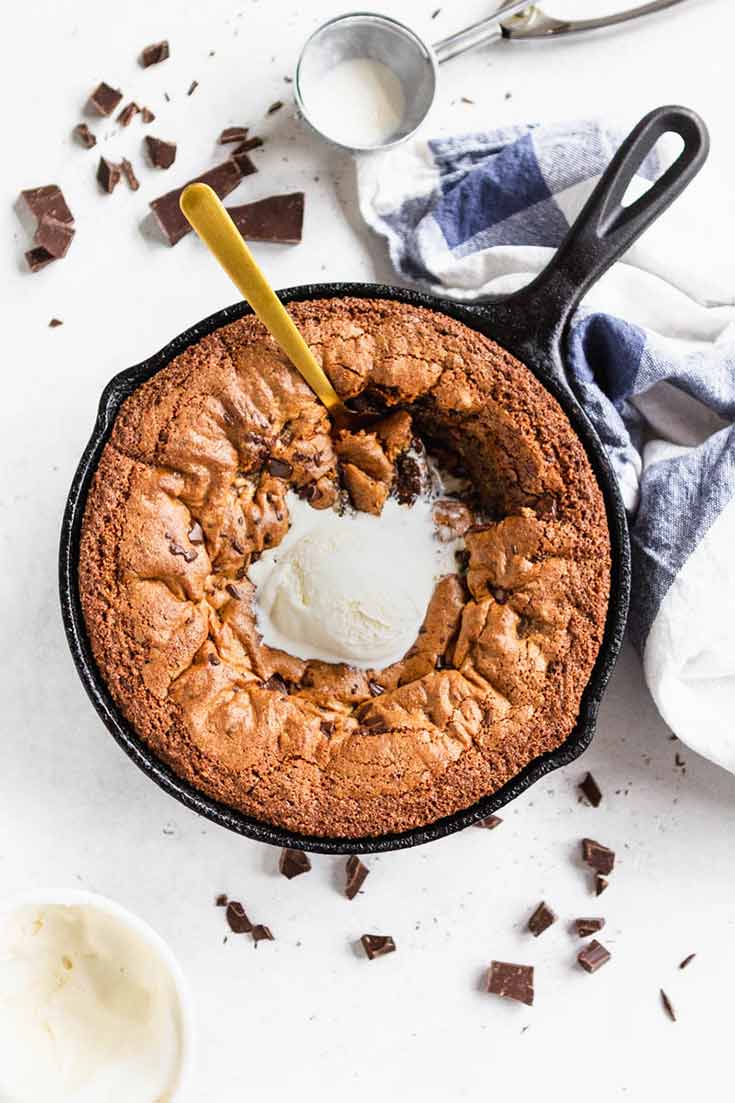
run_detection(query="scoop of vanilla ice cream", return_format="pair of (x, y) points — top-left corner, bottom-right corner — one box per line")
(249, 493), (457, 669)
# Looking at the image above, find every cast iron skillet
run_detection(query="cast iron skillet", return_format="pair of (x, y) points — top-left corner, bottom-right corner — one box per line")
(60, 105), (708, 854)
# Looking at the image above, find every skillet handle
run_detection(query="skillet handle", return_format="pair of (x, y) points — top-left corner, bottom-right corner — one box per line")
(506, 105), (709, 339)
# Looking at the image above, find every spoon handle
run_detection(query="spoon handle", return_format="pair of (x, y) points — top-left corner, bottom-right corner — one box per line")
(432, 0), (531, 63)
(179, 183), (345, 417)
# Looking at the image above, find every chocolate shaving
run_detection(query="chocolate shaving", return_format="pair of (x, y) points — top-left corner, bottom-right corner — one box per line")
(252, 924), (274, 943)
(574, 917), (605, 937)
(595, 875), (609, 896)
(345, 855), (369, 900)
(219, 125), (249, 144)
(660, 989), (676, 1021)
(361, 934), (396, 961)
(97, 157), (121, 193)
(267, 100), (283, 114)
(225, 583), (242, 600)
(117, 101), (140, 127)
(140, 40), (170, 67)
(528, 902), (556, 938)
(187, 80), (199, 96)
(226, 192), (304, 245)
(21, 185), (74, 225)
(87, 81), (123, 116)
(279, 848), (312, 879)
(487, 961), (534, 1006)
(34, 216), (75, 259)
(49, 318), (63, 327)
(226, 901), (252, 933)
(679, 953), (696, 970)
(25, 247), (55, 272)
(150, 158), (244, 244)
(141, 106), (156, 123)
(121, 158), (140, 191)
(582, 838), (615, 875)
(215, 893), (228, 907)
(579, 772), (602, 807)
(267, 457), (293, 478)
(73, 122), (96, 149)
(577, 939), (611, 974)
(145, 135), (177, 169)
(475, 815), (502, 829)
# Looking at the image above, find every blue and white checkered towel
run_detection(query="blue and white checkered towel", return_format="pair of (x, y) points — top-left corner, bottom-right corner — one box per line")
(358, 120), (735, 771)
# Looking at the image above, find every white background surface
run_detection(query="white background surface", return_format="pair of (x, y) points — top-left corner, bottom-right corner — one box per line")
(2, 1), (734, 1100)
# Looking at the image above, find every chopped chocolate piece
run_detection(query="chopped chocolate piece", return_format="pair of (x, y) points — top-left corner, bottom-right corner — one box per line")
(226, 192), (304, 245)
(140, 40), (170, 67)
(25, 246), (55, 272)
(87, 81), (123, 116)
(368, 680), (384, 697)
(582, 838), (615, 875)
(432, 7), (442, 16)
(226, 900), (252, 933)
(145, 135), (177, 169)
(233, 135), (263, 153)
(475, 815), (502, 829)
(188, 521), (204, 544)
(230, 147), (258, 176)
(574, 917), (605, 937)
(73, 122), (97, 149)
(149, 158), (243, 244)
(208, 654), (221, 666)
(34, 216), (75, 259)
(21, 185), (74, 224)
(675, 752), (686, 767)
(528, 901), (557, 938)
(579, 772), (602, 807)
(279, 848), (312, 879)
(267, 100), (283, 114)
(252, 924), (274, 942)
(117, 101), (140, 127)
(679, 953), (696, 970)
(395, 453), (423, 505)
(215, 893), (228, 906)
(594, 874), (609, 896)
(577, 939), (611, 974)
(219, 125), (249, 144)
(164, 91), (170, 102)
(487, 961), (534, 1006)
(225, 583), (242, 600)
(490, 587), (508, 604)
(361, 934), (396, 961)
(97, 157), (121, 193)
(461, 96), (475, 104)
(345, 855), (369, 900)
(660, 989), (676, 1022)
(141, 106), (156, 123)
(48, 318), (63, 327)
(187, 80), (199, 96)
(265, 674), (288, 694)
(267, 457), (293, 478)
(168, 540), (197, 562)
(121, 158), (140, 191)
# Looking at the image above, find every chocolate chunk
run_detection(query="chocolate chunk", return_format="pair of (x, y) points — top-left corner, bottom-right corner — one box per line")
(140, 40), (170, 67)
(226, 900), (252, 933)
(232, 135), (263, 153)
(87, 81), (123, 116)
(97, 157), (121, 193)
(225, 583), (242, 600)
(252, 924), (274, 942)
(267, 100), (283, 114)
(25, 247), (55, 272)
(267, 457), (293, 478)
(594, 875), (608, 896)
(227, 192), (304, 245)
(150, 158), (244, 245)
(574, 917), (605, 937)
(360, 934), (396, 961)
(582, 838), (615, 875)
(49, 318), (63, 327)
(528, 901), (556, 938)
(320, 720), (334, 737)
(577, 939), (611, 974)
(73, 122), (96, 149)
(487, 961), (534, 1005)
(34, 216), (75, 259)
(215, 893), (228, 906)
(230, 147), (258, 176)
(145, 135), (177, 169)
(395, 453), (422, 505)
(208, 654), (221, 666)
(345, 855), (369, 900)
(187, 80), (199, 96)
(121, 158), (140, 191)
(475, 815), (502, 829)
(265, 674), (288, 695)
(432, 7), (441, 16)
(490, 587), (508, 604)
(368, 680), (384, 697)
(279, 848), (312, 879)
(660, 989), (676, 1022)
(168, 541), (197, 562)
(679, 953), (696, 970)
(21, 185), (74, 225)
(188, 521), (204, 544)
(141, 106), (156, 123)
(117, 101), (140, 127)
(579, 772), (602, 807)
(219, 125), (249, 144)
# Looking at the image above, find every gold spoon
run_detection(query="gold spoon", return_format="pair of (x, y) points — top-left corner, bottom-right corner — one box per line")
(179, 182), (350, 423)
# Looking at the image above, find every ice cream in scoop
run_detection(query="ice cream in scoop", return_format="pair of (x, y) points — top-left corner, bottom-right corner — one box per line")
(248, 492), (458, 668)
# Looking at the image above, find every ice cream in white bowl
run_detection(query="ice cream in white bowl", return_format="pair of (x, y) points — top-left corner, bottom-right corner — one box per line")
(0, 889), (194, 1102)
